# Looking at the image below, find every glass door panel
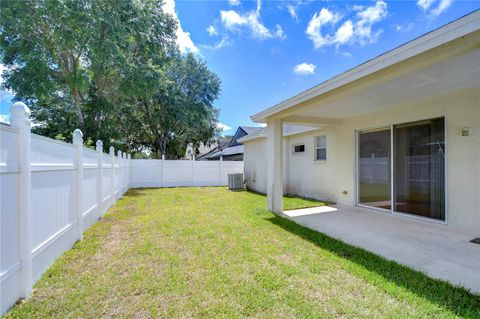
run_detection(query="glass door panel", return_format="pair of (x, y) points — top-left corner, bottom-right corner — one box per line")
(394, 118), (445, 220)
(358, 129), (391, 210)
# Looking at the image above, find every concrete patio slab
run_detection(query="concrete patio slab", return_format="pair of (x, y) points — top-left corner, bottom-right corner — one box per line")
(283, 205), (480, 294)
(284, 206), (338, 217)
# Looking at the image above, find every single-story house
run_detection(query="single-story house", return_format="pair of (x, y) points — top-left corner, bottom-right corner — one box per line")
(204, 126), (263, 161)
(240, 11), (480, 237)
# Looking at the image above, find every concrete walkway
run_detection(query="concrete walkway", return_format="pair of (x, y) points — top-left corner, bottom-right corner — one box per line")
(283, 205), (480, 294)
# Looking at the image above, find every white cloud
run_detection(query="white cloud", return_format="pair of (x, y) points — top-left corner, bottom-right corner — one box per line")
(417, 0), (436, 10)
(217, 123), (232, 131)
(219, 0), (285, 40)
(431, 0), (453, 16)
(395, 22), (415, 32)
(201, 35), (231, 50)
(0, 114), (9, 124)
(306, 8), (342, 48)
(335, 20), (354, 44)
(306, 1), (387, 49)
(274, 24), (286, 39)
(293, 63), (316, 75)
(207, 25), (218, 36)
(287, 5), (298, 21)
(162, 0), (198, 54)
(417, 0), (453, 17)
(228, 0), (240, 5)
(285, 0), (308, 22)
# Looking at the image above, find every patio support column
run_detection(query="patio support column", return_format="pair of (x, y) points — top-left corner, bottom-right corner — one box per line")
(267, 118), (283, 213)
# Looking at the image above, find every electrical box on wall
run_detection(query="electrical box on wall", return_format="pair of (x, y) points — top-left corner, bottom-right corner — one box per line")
(461, 127), (471, 136)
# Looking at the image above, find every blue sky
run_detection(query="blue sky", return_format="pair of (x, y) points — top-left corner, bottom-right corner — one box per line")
(1, 1), (479, 134)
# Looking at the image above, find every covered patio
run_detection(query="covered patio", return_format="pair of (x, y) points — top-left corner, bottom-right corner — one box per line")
(283, 204), (480, 294)
(254, 15), (479, 216)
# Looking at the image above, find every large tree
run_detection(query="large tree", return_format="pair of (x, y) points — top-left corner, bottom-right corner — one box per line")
(120, 53), (221, 159)
(1, 0), (220, 157)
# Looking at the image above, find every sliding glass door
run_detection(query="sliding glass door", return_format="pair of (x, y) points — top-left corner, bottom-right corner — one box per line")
(358, 129), (391, 210)
(394, 118), (445, 220)
(357, 118), (446, 221)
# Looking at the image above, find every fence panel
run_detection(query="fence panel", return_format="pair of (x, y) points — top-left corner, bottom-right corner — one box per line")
(0, 103), (132, 315)
(220, 161), (245, 185)
(0, 125), (21, 316)
(130, 158), (244, 188)
(130, 159), (163, 188)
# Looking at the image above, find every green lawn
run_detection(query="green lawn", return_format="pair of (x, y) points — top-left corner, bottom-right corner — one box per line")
(5, 188), (479, 318)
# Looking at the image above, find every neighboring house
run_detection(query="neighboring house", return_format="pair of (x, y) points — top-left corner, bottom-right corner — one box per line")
(204, 126), (263, 161)
(240, 12), (480, 237)
(184, 138), (230, 160)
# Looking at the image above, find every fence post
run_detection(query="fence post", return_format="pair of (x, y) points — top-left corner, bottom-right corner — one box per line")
(161, 154), (165, 187)
(96, 140), (103, 216)
(10, 102), (33, 298)
(109, 146), (115, 207)
(219, 156), (223, 186)
(73, 129), (84, 241)
(127, 154), (131, 189)
(191, 154), (195, 186)
(117, 150), (122, 199)
(123, 153), (127, 194)
(120, 152), (124, 194)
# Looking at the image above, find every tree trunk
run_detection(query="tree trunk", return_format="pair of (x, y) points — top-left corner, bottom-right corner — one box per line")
(72, 88), (85, 130)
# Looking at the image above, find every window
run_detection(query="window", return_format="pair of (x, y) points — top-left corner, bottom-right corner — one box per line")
(315, 136), (326, 160)
(292, 144), (305, 154)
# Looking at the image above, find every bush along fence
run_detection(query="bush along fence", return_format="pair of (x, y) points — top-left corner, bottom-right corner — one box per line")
(0, 102), (244, 315)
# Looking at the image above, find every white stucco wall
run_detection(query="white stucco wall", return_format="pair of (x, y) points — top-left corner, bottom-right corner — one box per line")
(243, 138), (268, 194)
(243, 88), (480, 236)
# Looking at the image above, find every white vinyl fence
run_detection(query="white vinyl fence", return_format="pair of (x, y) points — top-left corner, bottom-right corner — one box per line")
(1, 103), (130, 315)
(131, 158), (243, 188)
(0, 102), (243, 315)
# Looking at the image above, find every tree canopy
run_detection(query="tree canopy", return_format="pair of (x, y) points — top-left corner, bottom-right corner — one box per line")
(0, 0), (221, 158)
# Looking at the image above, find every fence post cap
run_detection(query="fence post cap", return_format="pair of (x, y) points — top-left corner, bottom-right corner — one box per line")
(109, 146), (115, 155)
(10, 102), (31, 117)
(117, 150), (122, 157)
(127, 154), (131, 160)
(96, 140), (103, 151)
(72, 129), (83, 145)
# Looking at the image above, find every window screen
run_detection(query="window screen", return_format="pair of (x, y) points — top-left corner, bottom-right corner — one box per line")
(315, 136), (326, 160)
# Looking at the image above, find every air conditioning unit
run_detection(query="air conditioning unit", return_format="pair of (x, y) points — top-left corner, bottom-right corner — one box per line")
(228, 173), (244, 190)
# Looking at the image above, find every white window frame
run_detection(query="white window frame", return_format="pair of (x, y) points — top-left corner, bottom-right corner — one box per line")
(292, 143), (305, 155)
(314, 136), (327, 161)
